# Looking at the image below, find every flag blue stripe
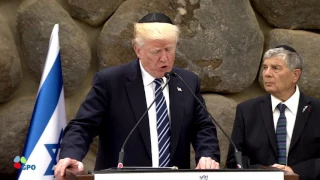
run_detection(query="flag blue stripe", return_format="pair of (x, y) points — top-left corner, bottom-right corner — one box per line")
(22, 52), (63, 161)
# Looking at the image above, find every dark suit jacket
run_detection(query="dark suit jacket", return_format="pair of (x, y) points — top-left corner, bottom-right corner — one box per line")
(227, 93), (320, 180)
(60, 59), (220, 170)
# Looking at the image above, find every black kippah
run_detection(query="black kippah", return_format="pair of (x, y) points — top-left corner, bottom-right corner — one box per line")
(275, 45), (297, 53)
(138, 13), (173, 24)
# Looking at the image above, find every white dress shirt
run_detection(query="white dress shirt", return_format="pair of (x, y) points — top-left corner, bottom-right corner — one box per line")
(139, 62), (171, 167)
(271, 85), (300, 164)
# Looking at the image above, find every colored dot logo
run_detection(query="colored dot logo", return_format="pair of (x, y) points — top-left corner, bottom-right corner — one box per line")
(13, 156), (27, 169)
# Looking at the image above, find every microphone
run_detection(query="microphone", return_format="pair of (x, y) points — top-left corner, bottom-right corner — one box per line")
(117, 72), (172, 169)
(171, 71), (243, 169)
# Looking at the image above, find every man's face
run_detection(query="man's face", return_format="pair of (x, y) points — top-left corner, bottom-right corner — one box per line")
(262, 56), (300, 99)
(134, 39), (176, 78)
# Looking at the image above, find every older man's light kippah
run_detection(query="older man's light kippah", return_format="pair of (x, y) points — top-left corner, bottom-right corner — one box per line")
(275, 45), (297, 53)
(138, 12), (173, 24)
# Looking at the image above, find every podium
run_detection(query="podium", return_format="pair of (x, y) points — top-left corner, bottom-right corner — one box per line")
(66, 168), (299, 180)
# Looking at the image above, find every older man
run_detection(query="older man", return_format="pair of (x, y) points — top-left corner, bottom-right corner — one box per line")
(54, 13), (220, 179)
(227, 45), (320, 180)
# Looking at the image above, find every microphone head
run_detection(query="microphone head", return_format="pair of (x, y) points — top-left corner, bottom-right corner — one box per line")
(164, 72), (172, 79)
(164, 71), (176, 79)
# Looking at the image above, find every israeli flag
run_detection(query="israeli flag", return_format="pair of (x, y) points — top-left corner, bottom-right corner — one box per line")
(17, 24), (66, 180)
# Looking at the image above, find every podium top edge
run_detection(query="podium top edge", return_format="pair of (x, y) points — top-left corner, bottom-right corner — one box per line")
(92, 168), (283, 174)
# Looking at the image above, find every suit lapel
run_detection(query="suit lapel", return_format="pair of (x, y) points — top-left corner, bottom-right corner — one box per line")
(125, 60), (151, 159)
(168, 75), (185, 159)
(289, 93), (311, 152)
(260, 95), (277, 154)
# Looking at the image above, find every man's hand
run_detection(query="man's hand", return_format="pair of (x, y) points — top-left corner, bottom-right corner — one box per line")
(54, 158), (84, 180)
(196, 157), (220, 169)
(271, 164), (294, 173)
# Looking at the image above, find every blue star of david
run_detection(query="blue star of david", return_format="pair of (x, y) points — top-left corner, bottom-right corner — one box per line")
(44, 129), (64, 176)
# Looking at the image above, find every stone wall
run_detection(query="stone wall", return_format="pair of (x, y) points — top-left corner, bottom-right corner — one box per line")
(0, 0), (319, 178)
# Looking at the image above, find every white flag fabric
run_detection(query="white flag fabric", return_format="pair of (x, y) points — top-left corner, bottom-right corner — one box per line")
(17, 24), (66, 180)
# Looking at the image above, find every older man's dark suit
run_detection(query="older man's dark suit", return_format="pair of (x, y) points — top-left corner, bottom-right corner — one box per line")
(60, 59), (220, 170)
(227, 93), (320, 180)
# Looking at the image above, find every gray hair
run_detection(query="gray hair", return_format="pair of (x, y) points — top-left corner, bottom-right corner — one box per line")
(263, 47), (303, 71)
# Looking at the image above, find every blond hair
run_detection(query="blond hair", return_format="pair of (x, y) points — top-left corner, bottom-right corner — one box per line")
(133, 23), (180, 47)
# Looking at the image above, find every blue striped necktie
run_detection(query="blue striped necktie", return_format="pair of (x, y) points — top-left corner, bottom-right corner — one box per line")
(276, 103), (287, 165)
(154, 78), (171, 167)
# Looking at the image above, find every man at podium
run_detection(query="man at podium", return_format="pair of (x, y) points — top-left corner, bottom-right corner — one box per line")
(54, 13), (220, 180)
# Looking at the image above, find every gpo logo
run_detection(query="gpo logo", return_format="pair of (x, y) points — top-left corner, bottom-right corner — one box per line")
(13, 156), (36, 170)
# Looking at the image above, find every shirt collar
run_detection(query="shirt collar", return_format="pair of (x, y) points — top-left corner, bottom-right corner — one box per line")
(271, 85), (300, 115)
(139, 60), (167, 87)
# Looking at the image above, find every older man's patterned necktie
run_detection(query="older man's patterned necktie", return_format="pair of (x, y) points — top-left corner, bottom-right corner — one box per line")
(276, 103), (287, 165)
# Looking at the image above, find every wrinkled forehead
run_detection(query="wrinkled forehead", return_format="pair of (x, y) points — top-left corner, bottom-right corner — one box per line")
(262, 56), (289, 68)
